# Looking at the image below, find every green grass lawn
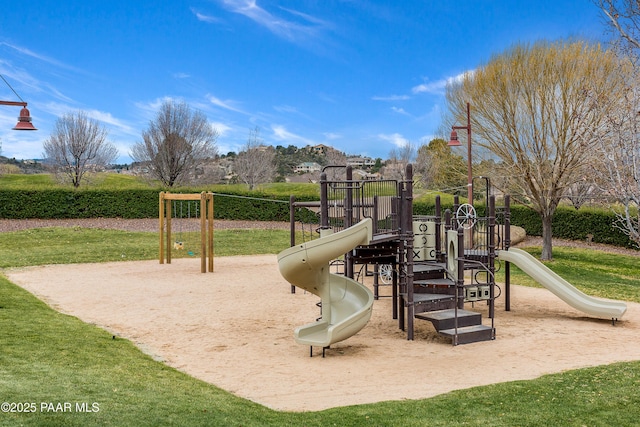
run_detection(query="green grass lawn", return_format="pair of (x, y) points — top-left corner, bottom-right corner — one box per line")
(1, 228), (639, 426)
(0, 228), (292, 268)
(0, 172), (322, 196)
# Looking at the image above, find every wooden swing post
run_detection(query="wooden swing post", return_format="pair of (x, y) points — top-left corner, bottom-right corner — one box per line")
(159, 191), (214, 272)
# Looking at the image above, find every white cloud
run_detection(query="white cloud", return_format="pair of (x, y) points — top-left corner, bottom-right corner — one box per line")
(84, 109), (136, 135)
(132, 97), (177, 122)
(207, 94), (245, 113)
(191, 8), (222, 23)
(412, 71), (474, 95)
(0, 59), (74, 104)
(279, 6), (329, 27)
(391, 106), (410, 116)
(378, 132), (409, 148)
(316, 91), (337, 104)
(217, 0), (329, 43)
(209, 121), (232, 136)
(411, 79), (447, 95)
(372, 94), (410, 101)
(1, 42), (82, 73)
(37, 101), (74, 117)
(271, 124), (315, 146)
(273, 104), (298, 114)
(323, 132), (341, 140)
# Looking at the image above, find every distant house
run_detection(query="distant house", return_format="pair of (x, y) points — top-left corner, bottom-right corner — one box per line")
(294, 162), (322, 173)
(347, 156), (375, 168)
(352, 168), (380, 180)
(310, 144), (331, 155)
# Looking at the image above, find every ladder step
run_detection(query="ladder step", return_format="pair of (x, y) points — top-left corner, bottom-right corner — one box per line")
(414, 278), (455, 287)
(411, 293), (455, 302)
(405, 293), (456, 313)
(414, 262), (446, 273)
(415, 309), (481, 330)
(413, 263), (447, 280)
(438, 325), (495, 344)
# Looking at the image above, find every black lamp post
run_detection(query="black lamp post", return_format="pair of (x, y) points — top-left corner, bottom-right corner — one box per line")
(448, 102), (472, 203)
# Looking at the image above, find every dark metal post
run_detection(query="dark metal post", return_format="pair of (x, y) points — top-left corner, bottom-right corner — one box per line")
(289, 195), (296, 247)
(345, 166), (353, 229)
(504, 195), (511, 311)
(444, 209), (451, 232)
(457, 226), (465, 311)
(404, 164), (414, 340)
(454, 226), (465, 345)
(372, 195), (380, 299)
(289, 195), (296, 294)
(320, 172), (329, 229)
(345, 166), (354, 279)
(488, 195), (496, 319)
(372, 195), (379, 234)
(453, 195), (460, 218)
(435, 195), (442, 261)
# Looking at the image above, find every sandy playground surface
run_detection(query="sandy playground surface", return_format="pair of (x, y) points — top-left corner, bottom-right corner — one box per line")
(5, 255), (640, 412)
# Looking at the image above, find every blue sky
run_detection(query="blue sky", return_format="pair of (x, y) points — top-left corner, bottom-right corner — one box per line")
(0, 1), (606, 164)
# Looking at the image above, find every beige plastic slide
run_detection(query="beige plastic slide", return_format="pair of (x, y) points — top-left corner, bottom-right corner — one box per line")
(277, 218), (374, 348)
(497, 248), (627, 320)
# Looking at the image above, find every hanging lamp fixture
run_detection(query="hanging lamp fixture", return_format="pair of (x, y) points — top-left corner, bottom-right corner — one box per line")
(0, 74), (37, 130)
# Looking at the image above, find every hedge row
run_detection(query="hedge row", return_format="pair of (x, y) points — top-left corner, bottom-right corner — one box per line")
(508, 204), (635, 248)
(0, 189), (317, 223)
(0, 189), (635, 248)
(413, 200), (635, 249)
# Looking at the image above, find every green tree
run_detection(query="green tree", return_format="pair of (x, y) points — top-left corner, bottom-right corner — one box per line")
(370, 158), (383, 174)
(415, 138), (466, 193)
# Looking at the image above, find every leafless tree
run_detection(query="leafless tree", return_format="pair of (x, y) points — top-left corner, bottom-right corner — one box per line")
(43, 111), (118, 188)
(384, 141), (416, 180)
(590, 73), (640, 247)
(446, 40), (630, 259)
(325, 148), (347, 167)
(596, 0), (640, 55)
(193, 160), (229, 185)
(323, 148), (347, 181)
(593, 0), (640, 247)
(564, 179), (599, 210)
(233, 127), (276, 190)
(130, 100), (218, 187)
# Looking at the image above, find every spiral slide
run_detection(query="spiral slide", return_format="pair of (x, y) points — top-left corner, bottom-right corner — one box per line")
(277, 218), (374, 348)
(497, 248), (627, 320)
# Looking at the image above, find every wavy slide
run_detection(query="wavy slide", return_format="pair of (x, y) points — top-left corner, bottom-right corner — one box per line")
(497, 248), (627, 320)
(277, 218), (374, 348)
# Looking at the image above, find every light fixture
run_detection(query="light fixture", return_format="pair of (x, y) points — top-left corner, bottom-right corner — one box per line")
(1, 75), (37, 131)
(448, 129), (462, 146)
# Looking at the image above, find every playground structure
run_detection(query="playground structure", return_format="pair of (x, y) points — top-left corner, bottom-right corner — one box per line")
(278, 164), (627, 353)
(278, 218), (374, 357)
(159, 192), (214, 273)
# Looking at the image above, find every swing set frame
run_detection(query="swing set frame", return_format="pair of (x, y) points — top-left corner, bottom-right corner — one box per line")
(159, 191), (214, 273)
